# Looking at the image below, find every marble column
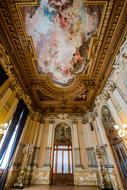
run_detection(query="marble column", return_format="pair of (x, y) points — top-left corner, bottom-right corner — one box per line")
(38, 117), (50, 167)
(37, 122), (44, 166)
(32, 121), (44, 167)
(29, 112), (40, 167)
(96, 114), (116, 165)
(77, 118), (88, 168)
(73, 123), (81, 167)
(26, 113), (40, 145)
(20, 115), (31, 145)
(107, 98), (122, 126)
(44, 123), (53, 167)
(95, 116), (104, 145)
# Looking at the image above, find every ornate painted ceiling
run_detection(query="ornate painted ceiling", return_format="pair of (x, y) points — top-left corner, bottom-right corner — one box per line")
(0, 0), (127, 114)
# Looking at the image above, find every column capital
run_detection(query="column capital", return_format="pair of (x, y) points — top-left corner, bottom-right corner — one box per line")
(32, 111), (41, 122)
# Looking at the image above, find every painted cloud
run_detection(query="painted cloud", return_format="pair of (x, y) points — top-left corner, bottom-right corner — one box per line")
(24, 0), (101, 85)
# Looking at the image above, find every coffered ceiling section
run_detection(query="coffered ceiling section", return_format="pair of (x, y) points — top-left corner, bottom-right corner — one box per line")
(0, 0), (127, 114)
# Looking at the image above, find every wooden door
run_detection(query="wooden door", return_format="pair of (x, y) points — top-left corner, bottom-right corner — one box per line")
(52, 145), (74, 185)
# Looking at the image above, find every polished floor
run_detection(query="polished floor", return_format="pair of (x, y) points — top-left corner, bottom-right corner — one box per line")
(10, 185), (99, 190)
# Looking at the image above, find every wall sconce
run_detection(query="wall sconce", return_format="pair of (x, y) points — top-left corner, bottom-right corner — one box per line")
(114, 124), (127, 137)
(0, 123), (8, 134)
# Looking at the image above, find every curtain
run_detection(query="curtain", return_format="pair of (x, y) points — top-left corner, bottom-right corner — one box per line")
(0, 99), (29, 190)
(0, 64), (8, 87)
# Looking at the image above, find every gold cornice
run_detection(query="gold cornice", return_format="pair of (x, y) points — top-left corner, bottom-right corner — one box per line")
(0, 43), (34, 115)
(15, 0), (107, 82)
(0, 0), (126, 113)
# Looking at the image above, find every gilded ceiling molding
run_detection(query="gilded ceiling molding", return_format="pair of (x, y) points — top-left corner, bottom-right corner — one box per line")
(14, 0), (108, 83)
(32, 79), (86, 101)
(0, 0), (127, 113)
(0, 43), (34, 115)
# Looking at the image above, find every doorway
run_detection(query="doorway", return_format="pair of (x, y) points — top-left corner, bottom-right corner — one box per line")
(52, 123), (74, 185)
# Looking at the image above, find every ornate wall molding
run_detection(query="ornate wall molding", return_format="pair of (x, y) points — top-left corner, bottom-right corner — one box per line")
(93, 37), (127, 112)
(0, 43), (34, 114)
(0, 0), (126, 113)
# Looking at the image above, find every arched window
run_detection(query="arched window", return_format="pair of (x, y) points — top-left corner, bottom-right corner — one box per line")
(52, 122), (73, 185)
(101, 105), (127, 188)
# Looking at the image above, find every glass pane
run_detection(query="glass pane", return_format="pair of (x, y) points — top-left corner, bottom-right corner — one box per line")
(53, 150), (56, 173)
(57, 150), (62, 173)
(0, 124), (17, 169)
(58, 145), (68, 149)
(64, 151), (68, 173)
(69, 150), (72, 173)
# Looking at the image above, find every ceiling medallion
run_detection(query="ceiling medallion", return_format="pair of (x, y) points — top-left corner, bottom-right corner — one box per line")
(22, 0), (102, 86)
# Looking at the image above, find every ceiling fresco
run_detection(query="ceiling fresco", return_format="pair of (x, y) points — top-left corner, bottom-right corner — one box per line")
(0, 0), (127, 114)
(22, 0), (102, 86)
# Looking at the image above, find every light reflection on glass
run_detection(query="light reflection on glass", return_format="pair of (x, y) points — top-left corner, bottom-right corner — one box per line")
(57, 150), (62, 173)
(58, 145), (68, 149)
(0, 125), (18, 169)
(53, 145), (73, 174)
(64, 151), (68, 173)
(53, 150), (56, 173)
(70, 150), (72, 173)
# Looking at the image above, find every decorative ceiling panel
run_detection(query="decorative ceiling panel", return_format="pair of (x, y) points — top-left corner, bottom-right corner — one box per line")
(0, 0), (127, 114)
(21, 0), (102, 86)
